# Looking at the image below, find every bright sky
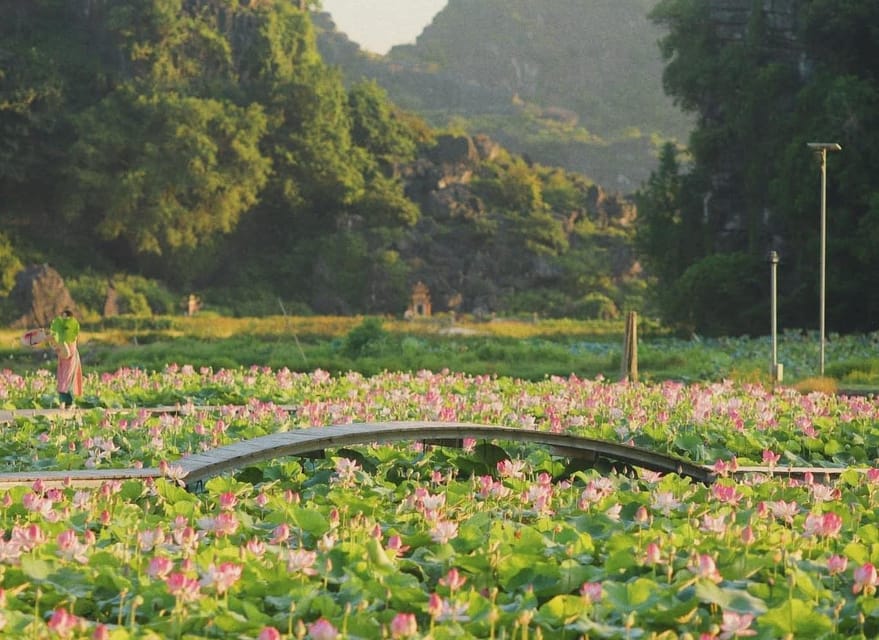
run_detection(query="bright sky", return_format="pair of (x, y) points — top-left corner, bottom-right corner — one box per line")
(320, 0), (448, 54)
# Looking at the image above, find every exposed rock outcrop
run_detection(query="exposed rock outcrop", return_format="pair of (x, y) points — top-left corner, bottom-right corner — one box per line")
(8, 264), (78, 329)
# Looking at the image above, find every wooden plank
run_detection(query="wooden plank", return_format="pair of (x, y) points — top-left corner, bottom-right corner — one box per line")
(731, 465), (854, 478)
(0, 405), (297, 424)
(0, 468), (161, 490)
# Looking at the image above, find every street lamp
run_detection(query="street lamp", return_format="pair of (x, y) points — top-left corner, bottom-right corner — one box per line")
(769, 251), (781, 385)
(807, 142), (841, 376)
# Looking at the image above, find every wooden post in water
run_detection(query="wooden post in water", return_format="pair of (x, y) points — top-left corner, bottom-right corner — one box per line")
(621, 311), (638, 382)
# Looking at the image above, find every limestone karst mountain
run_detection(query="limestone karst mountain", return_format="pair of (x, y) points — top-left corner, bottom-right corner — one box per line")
(315, 0), (694, 193)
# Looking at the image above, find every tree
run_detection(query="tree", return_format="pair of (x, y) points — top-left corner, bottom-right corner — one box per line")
(67, 90), (270, 255)
(634, 142), (685, 285)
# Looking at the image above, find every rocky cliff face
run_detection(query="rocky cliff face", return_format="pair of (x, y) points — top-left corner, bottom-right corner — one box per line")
(394, 134), (638, 315)
(703, 0), (806, 249)
(709, 0), (801, 62)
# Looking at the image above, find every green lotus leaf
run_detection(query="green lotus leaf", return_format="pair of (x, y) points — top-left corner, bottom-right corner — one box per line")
(49, 315), (80, 344)
(535, 594), (588, 626)
(20, 556), (52, 581)
(45, 567), (96, 598)
(759, 598), (833, 636)
(385, 572), (429, 609)
(290, 505), (329, 537)
(694, 581), (768, 615)
(603, 578), (660, 612)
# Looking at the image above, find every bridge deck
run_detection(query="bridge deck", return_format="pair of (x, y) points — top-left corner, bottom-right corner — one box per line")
(0, 415), (858, 491)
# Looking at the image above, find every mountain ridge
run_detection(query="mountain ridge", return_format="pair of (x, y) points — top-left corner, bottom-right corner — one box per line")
(315, 0), (693, 193)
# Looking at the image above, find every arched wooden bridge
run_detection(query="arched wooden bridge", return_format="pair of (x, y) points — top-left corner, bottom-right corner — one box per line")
(0, 412), (857, 491)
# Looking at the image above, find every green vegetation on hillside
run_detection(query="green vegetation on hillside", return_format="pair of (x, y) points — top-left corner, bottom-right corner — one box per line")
(1, 0), (646, 322)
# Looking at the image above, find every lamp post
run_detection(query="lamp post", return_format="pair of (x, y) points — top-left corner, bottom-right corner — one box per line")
(807, 142), (841, 376)
(769, 251), (781, 385)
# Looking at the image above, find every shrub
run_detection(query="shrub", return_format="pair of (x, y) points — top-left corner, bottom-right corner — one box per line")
(67, 274), (177, 317)
(666, 252), (765, 336)
(794, 376), (839, 394)
(572, 292), (620, 320)
(342, 317), (390, 357)
(0, 232), (23, 296)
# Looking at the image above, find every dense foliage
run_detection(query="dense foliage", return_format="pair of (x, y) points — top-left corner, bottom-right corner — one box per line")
(0, 0), (643, 321)
(637, 0), (879, 335)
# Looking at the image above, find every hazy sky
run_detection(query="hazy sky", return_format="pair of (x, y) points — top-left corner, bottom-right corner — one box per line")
(321, 0), (447, 54)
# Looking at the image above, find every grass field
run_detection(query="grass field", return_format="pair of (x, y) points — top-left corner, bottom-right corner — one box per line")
(3, 314), (878, 390)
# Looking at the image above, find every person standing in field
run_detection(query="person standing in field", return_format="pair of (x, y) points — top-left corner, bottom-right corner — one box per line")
(49, 308), (82, 408)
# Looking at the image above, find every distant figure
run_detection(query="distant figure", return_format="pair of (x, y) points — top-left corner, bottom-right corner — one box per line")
(49, 309), (82, 408)
(187, 294), (201, 316)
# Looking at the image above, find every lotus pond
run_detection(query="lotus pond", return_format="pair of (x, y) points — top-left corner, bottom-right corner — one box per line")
(0, 366), (878, 639)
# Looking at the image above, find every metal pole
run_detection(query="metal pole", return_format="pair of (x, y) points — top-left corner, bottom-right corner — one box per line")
(819, 148), (827, 376)
(770, 251), (779, 379)
(808, 142), (840, 376)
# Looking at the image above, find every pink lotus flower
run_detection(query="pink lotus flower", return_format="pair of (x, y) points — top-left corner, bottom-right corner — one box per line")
(810, 484), (841, 502)
(427, 593), (469, 622)
(47, 608), (84, 638)
(712, 457), (738, 476)
(853, 562), (879, 595)
(718, 611), (756, 639)
(497, 459), (527, 479)
(767, 500), (798, 522)
(803, 512), (843, 538)
(711, 484), (742, 505)
(333, 458), (360, 486)
(258, 627), (282, 640)
(270, 523), (291, 544)
(643, 542), (663, 565)
(827, 554), (848, 575)
(651, 491), (681, 515)
(430, 520), (458, 544)
(200, 562), (242, 595)
(701, 514), (727, 535)
(12, 524), (46, 551)
(218, 491), (238, 511)
(165, 572), (201, 602)
(439, 568), (467, 591)
(92, 623), (110, 640)
(308, 617), (339, 640)
(386, 535), (410, 558)
(580, 582), (602, 604)
(56, 529), (89, 564)
(246, 538), (266, 557)
(147, 556), (174, 579)
(198, 512), (238, 537)
(691, 554), (722, 583)
(138, 527), (166, 552)
(762, 449), (781, 466)
(286, 549), (318, 576)
(390, 612), (418, 638)
(605, 503), (622, 521)
(428, 592), (444, 619)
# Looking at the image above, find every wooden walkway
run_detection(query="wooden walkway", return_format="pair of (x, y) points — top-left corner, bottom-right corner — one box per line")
(0, 404), (297, 423)
(0, 410), (861, 491)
